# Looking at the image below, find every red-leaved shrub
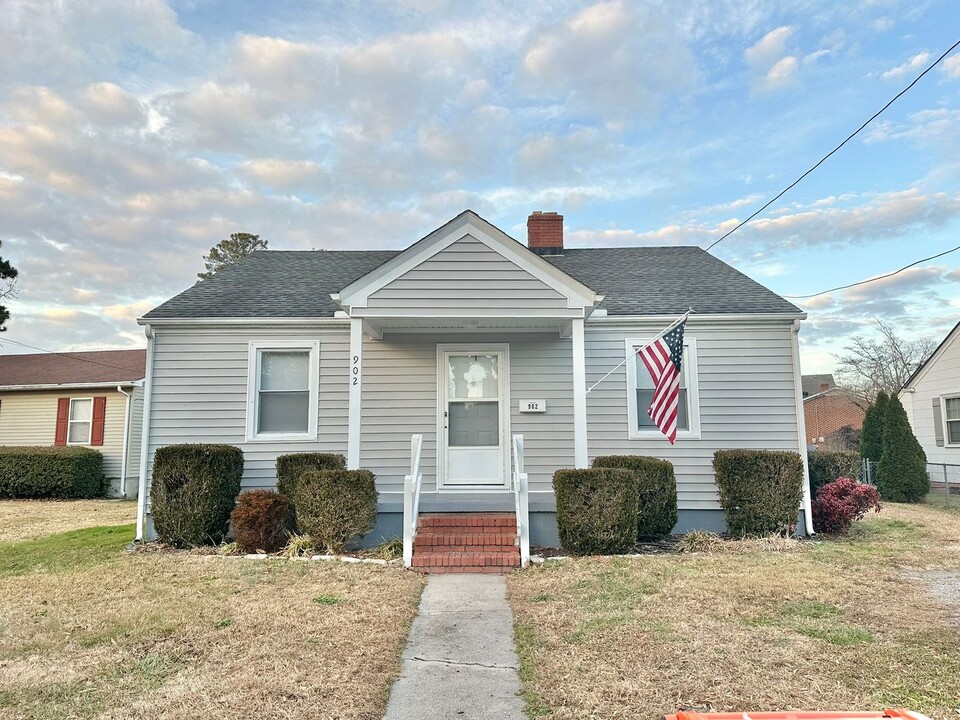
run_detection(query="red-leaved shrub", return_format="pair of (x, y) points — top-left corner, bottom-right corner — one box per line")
(812, 477), (881, 535)
(230, 490), (294, 553)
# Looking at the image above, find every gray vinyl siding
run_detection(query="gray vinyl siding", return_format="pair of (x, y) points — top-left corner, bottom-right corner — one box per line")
(359, 332), (574, 507)
(365, 235), (569, 313)
(585, 320), (802, 510)
(902, 329), (960, 464)
(144, 325), (350, 500)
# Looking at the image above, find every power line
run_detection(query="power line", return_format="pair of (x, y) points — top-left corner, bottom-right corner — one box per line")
(705, 37), (960, 252)
(0, 337), (143, 372)
(783, 243), (960, 299)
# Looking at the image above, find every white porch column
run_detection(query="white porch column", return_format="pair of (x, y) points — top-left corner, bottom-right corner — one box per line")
(572, 317), (588, 468)
(347, 317), (363, 470)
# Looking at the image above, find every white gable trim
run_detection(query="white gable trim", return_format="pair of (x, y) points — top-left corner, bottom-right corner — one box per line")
(334, 211), (602, 312)
(900, 320), (960, 394)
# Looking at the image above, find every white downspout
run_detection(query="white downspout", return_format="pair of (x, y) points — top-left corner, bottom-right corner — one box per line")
(135, 325), (156, 541)
(117, 384), (132, 498)
(790, 319), (815, 535)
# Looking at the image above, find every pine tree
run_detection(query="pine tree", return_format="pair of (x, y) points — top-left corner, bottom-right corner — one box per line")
(197, 233), (267, 281)
(876, 394), (928, 503)
(859, 390), (888, 461)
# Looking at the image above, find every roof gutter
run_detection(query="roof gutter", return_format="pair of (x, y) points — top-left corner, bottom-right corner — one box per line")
(0, 381), (143, 392)
(136, 316), (350, 327)
(587, 311), (807, 324)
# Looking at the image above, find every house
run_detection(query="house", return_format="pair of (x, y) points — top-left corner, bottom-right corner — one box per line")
(0, 349), (146, 498)
(801, 373), (835, 398)
(135, 210), (813, 559)
(900, 320), (960, 467)
(802, 376), (865, 451)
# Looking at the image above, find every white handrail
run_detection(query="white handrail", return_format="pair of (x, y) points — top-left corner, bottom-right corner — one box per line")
(402, 434), (424, 568)
(512, 434), (531, 568)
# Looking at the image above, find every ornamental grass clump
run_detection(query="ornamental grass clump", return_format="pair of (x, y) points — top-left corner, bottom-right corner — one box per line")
(553, 468), (638, 554)
(713, 449), (804, 537)
(230, 490), (294, 553)
(292, 469), (378, 554)
(812, 477), (881, 535)
(592, 455), (678, 537)
(151, 444), (243, 547)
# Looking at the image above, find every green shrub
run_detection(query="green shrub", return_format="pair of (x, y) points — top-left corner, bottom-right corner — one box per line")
(553, 468), (638, 554)
(0, 446), (105, 499)
(230, 490), (294, 553)
(713, 450), (805, 537)
(293, 469), (378, 554)
(592, 455), (678, 537)
(275, 452), (346, 497)
(807, 450), (862, 497)
(877, 395), (929, 503)
(860, 391), (888, 461)
(151, 444), (244, 547)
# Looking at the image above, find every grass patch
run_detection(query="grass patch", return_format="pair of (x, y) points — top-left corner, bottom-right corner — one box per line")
(313, 594), (342, 605)
(0, 499), (136, 542)
(508, 503), (960, 719)
(0, 523), (134, 577)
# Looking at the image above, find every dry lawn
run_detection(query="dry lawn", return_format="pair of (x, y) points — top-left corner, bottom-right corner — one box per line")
(0, 499), (136, 542)
(0, 522), (424, 719)
(509, 501), (960, 720)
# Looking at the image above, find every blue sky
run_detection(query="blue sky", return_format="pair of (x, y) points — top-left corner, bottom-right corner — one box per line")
(2, 0), (959, 372)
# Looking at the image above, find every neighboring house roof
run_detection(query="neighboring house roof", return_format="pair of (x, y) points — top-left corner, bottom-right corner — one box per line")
(900, 320), (960, 393)
(801, 373), (835, 398)
(0, 350), (146, 389)
(142, 210), (802, 321)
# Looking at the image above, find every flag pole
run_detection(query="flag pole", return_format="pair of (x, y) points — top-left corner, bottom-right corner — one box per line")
(585, 307), (694, 395)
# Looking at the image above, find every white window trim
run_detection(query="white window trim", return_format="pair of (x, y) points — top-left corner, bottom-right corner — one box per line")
(625, 336), (701, 441)
(245, 340), (320, 443)
(942, 394), (960, 447)
(67, 397), (94, 446)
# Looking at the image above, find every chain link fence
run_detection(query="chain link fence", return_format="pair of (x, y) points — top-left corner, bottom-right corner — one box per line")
(861, 460), (959, 505)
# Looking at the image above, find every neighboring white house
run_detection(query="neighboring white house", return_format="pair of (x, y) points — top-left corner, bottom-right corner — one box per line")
(135, 210), (813, 552)
(0, 349), (146, 498)
(900, 320), (960, 465)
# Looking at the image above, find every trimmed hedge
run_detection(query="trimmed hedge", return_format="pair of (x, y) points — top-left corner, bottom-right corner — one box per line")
(151, 444), (244, 547)
(553, 468), (638, 554)
(276, 452), (346, 498)
(593, 455), (678, 537)
(0, 446), (105, 499)
(713, 450), (805, 537)
(230, 490), (294, 553)
(293, 469), (378, 554)
(807, 450), (862, 497)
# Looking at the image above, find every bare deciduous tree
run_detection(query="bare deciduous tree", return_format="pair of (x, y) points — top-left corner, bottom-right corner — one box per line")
(0, 240), (18, 332)
(835, 319), (936, 402)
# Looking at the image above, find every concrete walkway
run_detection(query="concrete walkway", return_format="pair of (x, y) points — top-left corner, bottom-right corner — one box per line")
(383, 574), (526, 720)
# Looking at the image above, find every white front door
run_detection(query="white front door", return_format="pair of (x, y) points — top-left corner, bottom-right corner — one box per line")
(439, 347), (509, 489)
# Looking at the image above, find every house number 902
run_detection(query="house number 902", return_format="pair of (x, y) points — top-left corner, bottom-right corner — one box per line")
(352, 355), (360, 385)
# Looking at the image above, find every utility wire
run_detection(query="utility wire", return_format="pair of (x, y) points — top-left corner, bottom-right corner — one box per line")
(705, 37), (960, 252)
(783, 243), (960, 299)
(0, 337), (143, 372)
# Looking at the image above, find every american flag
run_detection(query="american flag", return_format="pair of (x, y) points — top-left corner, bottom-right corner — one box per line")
(638, 320), (686, 444)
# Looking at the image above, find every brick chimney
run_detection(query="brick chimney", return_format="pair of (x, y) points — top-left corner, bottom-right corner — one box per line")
(820, 383), (830, 392)
(527, 211), (564, 255)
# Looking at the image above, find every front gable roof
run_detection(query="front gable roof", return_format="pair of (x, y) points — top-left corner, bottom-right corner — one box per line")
(333, 210), (602, 315)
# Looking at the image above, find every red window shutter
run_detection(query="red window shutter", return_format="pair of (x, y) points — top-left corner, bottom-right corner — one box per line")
(55, 398), (70, 446)
(91, 396), (107, 447)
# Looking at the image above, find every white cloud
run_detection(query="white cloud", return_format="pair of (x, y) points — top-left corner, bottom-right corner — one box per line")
(744, 26), (799, 93)
(881, 52), (930, 79)
(518, 1), (699, 123)
(940, 53), (960, 80)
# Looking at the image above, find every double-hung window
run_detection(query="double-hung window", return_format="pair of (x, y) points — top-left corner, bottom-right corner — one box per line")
(945, 396), (960, 445)
(246, 341), (319, 441)
(625, 337), (700, 440)
(67, 398), (93, 445)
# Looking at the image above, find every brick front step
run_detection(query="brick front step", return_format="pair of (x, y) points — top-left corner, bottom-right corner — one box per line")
(413, 513), (521, 574)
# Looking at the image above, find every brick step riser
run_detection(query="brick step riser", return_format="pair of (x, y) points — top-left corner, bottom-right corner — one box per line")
(412, 558), (520, 569)
(415, 548), (518, 555)
(419, 567), (514, 574)
(415, 534), (517, 544)
(417, 519), (516, 529)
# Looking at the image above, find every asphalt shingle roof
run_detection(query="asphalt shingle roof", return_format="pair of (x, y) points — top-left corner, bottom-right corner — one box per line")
(143, 245), (800, 320)
(0, 349), (146, 388)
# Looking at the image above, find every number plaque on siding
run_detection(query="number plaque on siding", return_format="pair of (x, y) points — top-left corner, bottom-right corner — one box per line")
(519, 399), (546, 414)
